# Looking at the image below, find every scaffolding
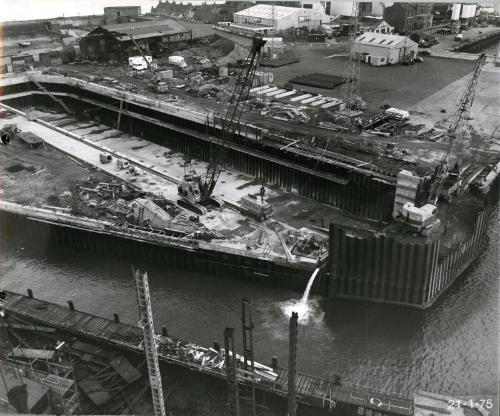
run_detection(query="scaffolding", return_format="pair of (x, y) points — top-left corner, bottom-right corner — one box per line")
(7, 349), (81, 415)
(134, 269), (166, 416)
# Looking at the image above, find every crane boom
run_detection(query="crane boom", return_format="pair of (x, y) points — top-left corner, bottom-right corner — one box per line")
(129, 34), (158, 82)
(341, 1), (361, 110)
(201, 37), (266, 202)
(428, 52), (486, 204)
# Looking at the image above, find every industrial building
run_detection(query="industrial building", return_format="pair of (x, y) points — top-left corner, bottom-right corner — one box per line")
(79, 19), (192, 61)
(330, 2), (386, 17)
(332, 15), (394, 34)
(233, 4), (329, 33)
(383, 2), (434, 34)
(354, 32), (418, 65)
(104, 6), (141, 24)
(0, 47), (64, 73)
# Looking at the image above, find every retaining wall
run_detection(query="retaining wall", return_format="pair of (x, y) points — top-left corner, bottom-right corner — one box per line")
(2, 81), (396, 220)
(327, 208), (491, 308)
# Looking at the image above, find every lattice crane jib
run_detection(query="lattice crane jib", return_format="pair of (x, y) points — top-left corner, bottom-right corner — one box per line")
(341, 1), (361, 110)
(224, 327), (240, 416)
(241, 299), (256, 416)
(202, 37), (266, 201)
(129, 34), (158, 83)
(428, 53), (486, 204)
(134, 269), (166, 416)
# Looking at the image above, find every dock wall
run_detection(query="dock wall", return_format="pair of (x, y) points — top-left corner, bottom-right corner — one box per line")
(0, 202), (316, 292)
(1, 77), (396, 221)
(327, 208), (491, 308)
(424, 210), (490, 305)
(452, 30), (500, 53)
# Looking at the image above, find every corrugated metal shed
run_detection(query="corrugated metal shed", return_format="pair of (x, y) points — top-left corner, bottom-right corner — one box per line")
(355, 33), (417, 49)
(100, 19), (190, 41)
(234, 5), (299, 20)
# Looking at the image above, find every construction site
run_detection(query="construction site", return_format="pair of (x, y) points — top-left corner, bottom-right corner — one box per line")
(0, 1), (499, 415)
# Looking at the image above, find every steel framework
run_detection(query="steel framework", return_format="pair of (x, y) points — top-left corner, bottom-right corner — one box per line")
(134, 269), (166, 416)
(340, 1), (362, 110)
(428, 53), (486, 204)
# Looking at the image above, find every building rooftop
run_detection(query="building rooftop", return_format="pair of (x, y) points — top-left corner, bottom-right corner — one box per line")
(334, 15), (386, 29)
(355, 32), (417, 48)
(234, 4), (301, 20)
(98, 19), (190, 41)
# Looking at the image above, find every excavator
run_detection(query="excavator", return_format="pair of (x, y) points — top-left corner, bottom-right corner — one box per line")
(177, 37), (266, 216)
(427, 52), (486, 205)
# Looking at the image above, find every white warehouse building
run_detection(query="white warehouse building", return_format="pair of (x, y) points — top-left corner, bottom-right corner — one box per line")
(233, 4), (329, 32)
(354, 32), (418, 65)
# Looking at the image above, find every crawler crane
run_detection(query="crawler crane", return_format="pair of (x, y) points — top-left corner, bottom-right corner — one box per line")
(178, 37), (266, 215)
(427, 52), (486, 204)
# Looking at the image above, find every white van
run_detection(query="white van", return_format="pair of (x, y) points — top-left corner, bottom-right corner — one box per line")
(128, 55), (152, 71)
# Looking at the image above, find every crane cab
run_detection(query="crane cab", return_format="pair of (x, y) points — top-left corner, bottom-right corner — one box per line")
(178, 173), (203, 204)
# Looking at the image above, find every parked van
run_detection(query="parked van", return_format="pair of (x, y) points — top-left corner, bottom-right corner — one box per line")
(99, 153), (112, 163)
(116, 159), (130, 170)
(128, 56), (152, 71)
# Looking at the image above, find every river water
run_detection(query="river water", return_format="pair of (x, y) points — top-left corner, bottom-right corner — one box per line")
(1, 204), (498, 399)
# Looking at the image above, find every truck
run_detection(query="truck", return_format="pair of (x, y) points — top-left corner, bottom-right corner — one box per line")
(99, 153), (112, 164)
(240, 193), (273, 221)
(116, 159), (130, 170)
(128, 56), (153, 71)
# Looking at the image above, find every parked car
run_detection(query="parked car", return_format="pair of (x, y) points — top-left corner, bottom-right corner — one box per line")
(419, 49), (431, 56)
(454, 34), (463, 41)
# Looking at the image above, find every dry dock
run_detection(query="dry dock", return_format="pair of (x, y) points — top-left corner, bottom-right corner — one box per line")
(0, 71), (498, 308)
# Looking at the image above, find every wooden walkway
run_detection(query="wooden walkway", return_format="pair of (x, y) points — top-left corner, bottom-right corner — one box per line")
(0, 290), (413, 415)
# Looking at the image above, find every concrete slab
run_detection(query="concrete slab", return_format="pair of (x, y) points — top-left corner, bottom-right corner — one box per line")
(290, 94), (312, 102)
(321, 99), (343, 109)
(301, 96), (323, 104)
(274, 90), (296, 99)
(266, 89), (287, 97)
(310, 99), (328, 107)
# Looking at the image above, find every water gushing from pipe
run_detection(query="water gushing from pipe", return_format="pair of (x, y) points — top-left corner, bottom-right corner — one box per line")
(300, 268), (320, 307)
(281, 268), (321, 323)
